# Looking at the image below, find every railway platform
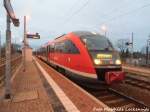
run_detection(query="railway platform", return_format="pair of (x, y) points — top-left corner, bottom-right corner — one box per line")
(0, 57), (109, 112)
(0, 59), (53, 112)
(123, 64), (150, 77)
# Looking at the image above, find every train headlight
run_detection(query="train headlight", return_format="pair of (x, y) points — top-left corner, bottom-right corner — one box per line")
(94, 59), (102, 65)
(115, 59), (121, 65)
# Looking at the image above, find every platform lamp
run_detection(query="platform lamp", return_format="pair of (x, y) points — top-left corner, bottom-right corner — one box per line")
(4, 0), (20, 99)
(23, 15), (32, 72)
(101, 25), (107, 37)
(0, 31), (1, 58)
(146, 36), (150, 65)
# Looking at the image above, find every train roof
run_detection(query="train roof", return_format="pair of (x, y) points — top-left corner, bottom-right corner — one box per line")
(54, 31), (102, 41)
(54, 34), (66, 40)
(42, 40), (53, 47)
(72, 31), (100, 37)
(41, 31), (104, 48)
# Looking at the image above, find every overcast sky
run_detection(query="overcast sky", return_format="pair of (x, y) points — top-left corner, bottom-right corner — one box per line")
(0, 0), (150, 51)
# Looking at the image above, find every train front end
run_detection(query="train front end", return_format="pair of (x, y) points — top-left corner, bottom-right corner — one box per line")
(94, 53), (125, 84)
(80, 33), (125, 84)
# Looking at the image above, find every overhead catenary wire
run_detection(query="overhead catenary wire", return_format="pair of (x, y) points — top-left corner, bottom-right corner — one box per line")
(94, 2), (150, 28)
(108, 2), (150, 22)
(62, 0), (150, 32)
(65, 0), (80, 16)
(63, 0), (90, 25)
(60, 0), (150, 40)
(96, 0), (140, 20)
(63, 0), (130, 26)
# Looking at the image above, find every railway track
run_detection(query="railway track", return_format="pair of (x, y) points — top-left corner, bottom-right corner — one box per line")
(39, 58), (150, 111)
(125, 75), (150, 91)
(61, 71), (150, 111)
(74, 80), (149, 111)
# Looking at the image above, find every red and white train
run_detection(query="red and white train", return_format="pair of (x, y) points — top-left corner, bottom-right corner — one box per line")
(38, 31), (125, 84)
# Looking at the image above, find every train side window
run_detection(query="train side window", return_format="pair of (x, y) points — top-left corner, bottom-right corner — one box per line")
(64, 40), (80, 54)
(54, 43), (59, 52)
(54, 43), (60, 53)
(48, 45), (50, 53)
(49, 46), (51, 52)
(50, 44), (55, 53)
(47, 46), (49, 53)
(60, 42), (65, 53)
(46, 46), (49, 54)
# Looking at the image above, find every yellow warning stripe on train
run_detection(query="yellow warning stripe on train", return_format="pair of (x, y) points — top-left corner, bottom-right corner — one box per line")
(97, 54), (112, 59)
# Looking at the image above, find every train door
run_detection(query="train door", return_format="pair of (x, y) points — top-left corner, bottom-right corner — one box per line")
(50, 43), (55, 62)
(55, 42), (65, 66)
(64, 40), (80, 70)
(46, 46), (49, 62)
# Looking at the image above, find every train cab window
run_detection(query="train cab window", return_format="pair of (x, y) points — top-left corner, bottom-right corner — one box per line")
(80, 35), (114, 51)
(64, 40), (80, 54)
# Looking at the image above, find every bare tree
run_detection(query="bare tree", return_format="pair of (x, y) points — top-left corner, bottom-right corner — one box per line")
(116, 39), (128, 53)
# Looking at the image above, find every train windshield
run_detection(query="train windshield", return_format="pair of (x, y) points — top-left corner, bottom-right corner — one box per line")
(81, 35), (114, 51)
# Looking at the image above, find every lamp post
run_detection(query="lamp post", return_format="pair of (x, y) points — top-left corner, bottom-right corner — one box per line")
(146, 37), (150, 65)
(3, 0), (19, 99)
(0, 31), (1, 58)
(5, 14), (12, 99)
(131, 32), (134, 65)
(101, 25), (107, 37)
(23, 16), (27, 72)
(23, 15), (40, 72)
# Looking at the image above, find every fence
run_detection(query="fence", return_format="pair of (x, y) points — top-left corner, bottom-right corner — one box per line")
(0, 53), (22, 87)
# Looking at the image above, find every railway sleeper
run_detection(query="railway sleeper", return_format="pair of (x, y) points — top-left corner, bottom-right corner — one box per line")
(127, 80), (148, 86)
(105, 98), (125, 105)
(84, 86), (107, 91)
(137, 83), (148, 86)
(127, 76), (150, 84)
(126, 80), (138, 84)
(146, 85), (150, 88)
(91, 90), (110, 97)
(102, 95), (123, 102)
(126, 81), (150, 90)
(110, 101), (135, 109)
(118, 103), (136, 109)
(98, 94), (116, 100)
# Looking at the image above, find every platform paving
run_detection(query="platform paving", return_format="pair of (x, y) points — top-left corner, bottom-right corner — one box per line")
(0, 57), (112, 112)
(0, 60), (53, 112)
